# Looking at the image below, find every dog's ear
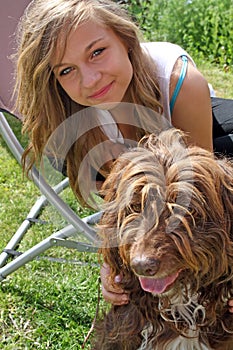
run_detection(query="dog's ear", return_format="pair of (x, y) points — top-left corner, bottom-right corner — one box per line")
(99, 155), (130, 202)
(216, 157), (233, 237)
(99, 245), (137, 290)
(190, 151), (233, 233)
(99, 246), (124, 280)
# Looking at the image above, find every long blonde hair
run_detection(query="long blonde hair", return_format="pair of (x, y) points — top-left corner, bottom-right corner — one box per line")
(14, 0), (162, 206)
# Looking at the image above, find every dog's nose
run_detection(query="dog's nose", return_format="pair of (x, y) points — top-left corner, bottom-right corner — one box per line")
(131, 256), (160, 276)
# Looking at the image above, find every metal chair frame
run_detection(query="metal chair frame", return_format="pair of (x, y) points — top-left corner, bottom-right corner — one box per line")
(0, 110), (100, 281)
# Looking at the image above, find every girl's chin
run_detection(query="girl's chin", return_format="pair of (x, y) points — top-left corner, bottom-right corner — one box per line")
(92, 101), (122, 110)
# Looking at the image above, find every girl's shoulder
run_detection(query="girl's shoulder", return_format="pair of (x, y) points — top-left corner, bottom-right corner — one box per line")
(141, 41), (187, 55)
(140, 42), (195, 121)
(140, 42), (195, 76)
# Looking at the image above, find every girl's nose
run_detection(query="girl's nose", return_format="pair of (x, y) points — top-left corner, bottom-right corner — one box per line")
(81, 65), (101, 88)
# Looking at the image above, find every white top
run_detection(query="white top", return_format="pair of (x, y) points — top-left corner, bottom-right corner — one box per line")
(141, 41), (195, 122)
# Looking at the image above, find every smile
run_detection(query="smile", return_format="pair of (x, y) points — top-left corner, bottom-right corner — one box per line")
(89, 82), (114, 99)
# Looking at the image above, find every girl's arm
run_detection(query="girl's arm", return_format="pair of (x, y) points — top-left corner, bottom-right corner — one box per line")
(170, 58), (213, 152)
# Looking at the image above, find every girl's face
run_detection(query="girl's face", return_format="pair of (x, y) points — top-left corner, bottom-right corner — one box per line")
(52, 20), (133, 107)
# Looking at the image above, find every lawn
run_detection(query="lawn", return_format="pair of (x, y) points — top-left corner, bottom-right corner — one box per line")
(0, 116), (102, 349)
(0, 61), (233, 349)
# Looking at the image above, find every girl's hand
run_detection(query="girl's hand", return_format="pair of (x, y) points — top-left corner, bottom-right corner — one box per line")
(228, 299), (233, 313)
(100, 263), (129, 305)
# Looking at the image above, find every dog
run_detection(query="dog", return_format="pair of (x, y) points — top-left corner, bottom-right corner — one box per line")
(93, 128), (233, 350)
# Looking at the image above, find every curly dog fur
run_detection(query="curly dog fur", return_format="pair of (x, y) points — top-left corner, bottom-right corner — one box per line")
(93, 128), (233, 350)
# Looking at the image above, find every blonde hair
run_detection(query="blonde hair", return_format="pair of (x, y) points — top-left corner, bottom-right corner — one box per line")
(14, 0), (162, 206)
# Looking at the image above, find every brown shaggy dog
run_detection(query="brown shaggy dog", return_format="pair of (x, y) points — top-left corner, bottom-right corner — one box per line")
(93, 128), (233, 350)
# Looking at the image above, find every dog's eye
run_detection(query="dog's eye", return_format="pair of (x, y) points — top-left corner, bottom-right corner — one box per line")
(154, 242), (163, 250)
(130, 204), (141, 213)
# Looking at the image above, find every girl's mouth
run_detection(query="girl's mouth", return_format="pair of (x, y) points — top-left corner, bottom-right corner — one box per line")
(89, 82), (114, 99)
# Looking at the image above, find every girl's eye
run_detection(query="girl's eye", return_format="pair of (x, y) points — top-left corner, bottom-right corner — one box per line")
(92, 48), (105, 58)
(59, 66), (75, 77)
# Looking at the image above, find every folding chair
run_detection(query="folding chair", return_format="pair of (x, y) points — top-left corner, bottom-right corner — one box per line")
(0, 109), (100, 281)
(0, 1), (102, 282)
(0, 0), (32, 111)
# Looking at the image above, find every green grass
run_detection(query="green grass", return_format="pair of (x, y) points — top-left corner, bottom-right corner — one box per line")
(0, 116), (102, 349)
(196, 60), (233, 98)
(0, 61), (233, 349)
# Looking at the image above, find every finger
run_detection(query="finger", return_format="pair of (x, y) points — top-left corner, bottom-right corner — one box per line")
(100, 263), (124, 293)
(101, 284), (129, 305)
(114, 274), (122, 283)
(227, 299), (233, 313)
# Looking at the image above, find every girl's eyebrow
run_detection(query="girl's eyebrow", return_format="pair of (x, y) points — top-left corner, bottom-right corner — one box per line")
(52, 37), (104, 71)
(86, 37), (104, 51)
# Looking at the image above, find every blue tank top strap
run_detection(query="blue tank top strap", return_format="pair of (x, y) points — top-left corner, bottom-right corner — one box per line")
(169, 55), (188, 115)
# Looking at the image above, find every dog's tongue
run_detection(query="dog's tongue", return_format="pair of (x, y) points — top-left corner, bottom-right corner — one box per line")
(139, 272), (179, 294)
